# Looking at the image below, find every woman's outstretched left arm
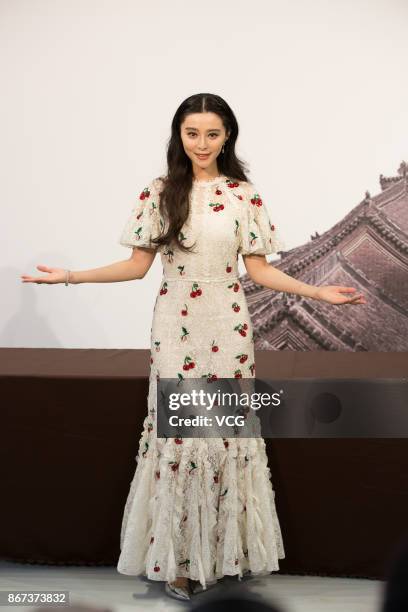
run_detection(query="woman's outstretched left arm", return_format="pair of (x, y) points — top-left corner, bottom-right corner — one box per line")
(243, 254), (366, 306)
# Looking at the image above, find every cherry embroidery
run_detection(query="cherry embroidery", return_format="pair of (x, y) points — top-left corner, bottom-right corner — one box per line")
(159, 282), (168, 295)
(139, 187), (151, 200)
(226, 179), (239, 188)
(232, 302), (240, 312)
(181, 304), (188, 316)
(226, 263), (232, 273)
(234, 369), (243, 378)
(228, 282), (240, 293)
(249, 231), (259, 246)
(182, 356), (195, 370)
(236, 353), (248, 363)
(250, 193), (263, 207)
(202, 372), (218, 382)
(190, 282), (202, 297)
(211, 340), (219, 352)
(153, 561), (160, 572)
(209, 202), (224, 212)
(234, 323), (247, 337)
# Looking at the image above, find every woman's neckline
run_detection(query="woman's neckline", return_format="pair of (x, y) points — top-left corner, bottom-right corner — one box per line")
(192, 173), (227, 186)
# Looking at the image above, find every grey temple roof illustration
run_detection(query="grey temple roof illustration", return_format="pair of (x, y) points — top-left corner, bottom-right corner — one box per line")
(241, 161), (408, 351)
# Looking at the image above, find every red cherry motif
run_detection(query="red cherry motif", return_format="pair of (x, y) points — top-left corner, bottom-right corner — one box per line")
(270, 222), (275, 231)
(232, 302), (240, 312)
(183, 356), (195, 370)
(223, 439), (229, 448)
(190, 282), (202, 298)
(174, 437), (183, 444)
(215, 188), (222, 195)
(139, 188), (151, 200)
(211, 340), (219, 352)
(153, 563), (160, 572)
(203, 372), (217, 382)
(237, 354), (248, 363)
(228, 282), (240, 293)
(250, 193), (263, 207)
(181, 303), (188, 316)
(234, 323), (247, 337)
(160, 282), (168, 295)
(209, 202), (224, 212)
(226, 264), (232, 273)
(234, 370), (242, 378)
(226, 180), (239, 188)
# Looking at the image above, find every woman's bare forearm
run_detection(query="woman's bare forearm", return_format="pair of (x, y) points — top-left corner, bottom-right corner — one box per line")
(251, 264), (319, 299)
(69, 259), (143, 284)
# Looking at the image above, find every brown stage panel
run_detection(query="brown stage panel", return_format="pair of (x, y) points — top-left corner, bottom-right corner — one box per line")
(1, 348), (407, 579)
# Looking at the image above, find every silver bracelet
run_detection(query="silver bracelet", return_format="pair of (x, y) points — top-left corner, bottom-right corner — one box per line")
(65, 269), (71, 286)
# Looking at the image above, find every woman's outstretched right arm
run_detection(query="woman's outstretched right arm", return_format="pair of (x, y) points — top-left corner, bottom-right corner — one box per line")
(20, 247), (156, 285)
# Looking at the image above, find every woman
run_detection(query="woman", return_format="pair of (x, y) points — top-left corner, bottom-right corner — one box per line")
(21, 93), (366, 601)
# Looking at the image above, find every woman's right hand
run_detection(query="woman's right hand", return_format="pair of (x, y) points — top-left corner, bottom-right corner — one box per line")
(20, 265), (69, 284)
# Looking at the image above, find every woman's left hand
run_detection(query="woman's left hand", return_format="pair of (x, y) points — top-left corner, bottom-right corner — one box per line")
(314, 285), (366, 305)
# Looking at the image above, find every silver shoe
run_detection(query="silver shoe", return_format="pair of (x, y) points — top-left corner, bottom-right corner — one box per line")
(165, 581), (191, 601)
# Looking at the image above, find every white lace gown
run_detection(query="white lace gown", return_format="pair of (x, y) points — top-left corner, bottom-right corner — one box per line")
(116, 173), (286, 589)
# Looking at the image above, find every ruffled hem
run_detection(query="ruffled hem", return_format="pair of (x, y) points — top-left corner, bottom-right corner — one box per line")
(117, 376), (285, 589)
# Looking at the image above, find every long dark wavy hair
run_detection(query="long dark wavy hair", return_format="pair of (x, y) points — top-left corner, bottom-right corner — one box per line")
(151, 93), (250, 253)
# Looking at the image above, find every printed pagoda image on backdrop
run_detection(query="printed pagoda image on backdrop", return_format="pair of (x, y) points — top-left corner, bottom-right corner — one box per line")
(241, 161), (408, 351)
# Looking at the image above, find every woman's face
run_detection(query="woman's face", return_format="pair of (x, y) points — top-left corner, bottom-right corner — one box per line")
(180, 112), (229, 175)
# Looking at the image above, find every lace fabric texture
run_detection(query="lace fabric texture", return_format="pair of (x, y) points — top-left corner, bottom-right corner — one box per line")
(117, 175), (285, 588)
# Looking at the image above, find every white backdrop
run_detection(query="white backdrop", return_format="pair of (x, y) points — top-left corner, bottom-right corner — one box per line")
(1, 0), (407, 348)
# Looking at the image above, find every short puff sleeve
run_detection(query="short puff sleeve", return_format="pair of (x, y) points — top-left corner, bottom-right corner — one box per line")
(118, 178), (163, 250)
(238, 182), (285, 256)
